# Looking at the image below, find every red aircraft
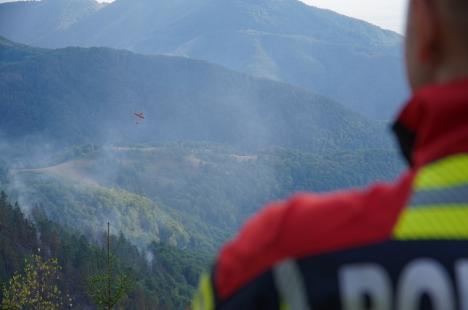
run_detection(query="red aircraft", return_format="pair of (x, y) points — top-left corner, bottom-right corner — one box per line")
(134, 112), (145, 119)
(134, 112), (145, 124)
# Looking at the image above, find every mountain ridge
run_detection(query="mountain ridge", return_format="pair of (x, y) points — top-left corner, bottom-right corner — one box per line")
(0, 37), (392, 152)
(0, 0), (408, 119)
(0, 37), (404, 253)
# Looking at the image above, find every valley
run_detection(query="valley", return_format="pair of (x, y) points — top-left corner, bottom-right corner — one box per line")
(0, 1), (410, 307)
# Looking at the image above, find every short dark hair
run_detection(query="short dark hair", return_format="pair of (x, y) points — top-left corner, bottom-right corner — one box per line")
(439, 0), (468, 42)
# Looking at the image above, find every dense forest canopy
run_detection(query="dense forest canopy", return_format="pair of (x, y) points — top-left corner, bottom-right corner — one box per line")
(0, 192), (208, 309)
(0, 36), (392, 152)
(0, 0), (410, 308)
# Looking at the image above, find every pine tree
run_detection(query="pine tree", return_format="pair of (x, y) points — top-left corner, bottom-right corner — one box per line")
(87, 223), (134, 310)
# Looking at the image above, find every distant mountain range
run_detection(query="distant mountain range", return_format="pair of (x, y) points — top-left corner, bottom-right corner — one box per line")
(0, 0), (409, 119)
(0, 3), (408, 306)
(0, 36), (405, 249)
(0, 36), (392, 152)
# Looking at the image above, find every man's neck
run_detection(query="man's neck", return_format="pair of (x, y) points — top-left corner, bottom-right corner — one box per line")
(435, 58), (468, 84)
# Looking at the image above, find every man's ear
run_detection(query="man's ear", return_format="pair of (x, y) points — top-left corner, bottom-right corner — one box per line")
(413, 0), (442, 64)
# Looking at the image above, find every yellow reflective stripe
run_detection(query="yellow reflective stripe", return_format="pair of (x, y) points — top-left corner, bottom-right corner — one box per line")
(280, 301), (290, 310)
(394, 206), (468, 240)
(415, 154), (468, 190)
(192, 273), (215, 310)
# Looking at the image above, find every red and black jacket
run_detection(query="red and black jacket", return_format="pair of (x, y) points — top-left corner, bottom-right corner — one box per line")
(193, 79), (468, 310)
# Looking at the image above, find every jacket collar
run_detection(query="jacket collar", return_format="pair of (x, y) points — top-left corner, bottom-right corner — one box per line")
(393, 78), (468, 168)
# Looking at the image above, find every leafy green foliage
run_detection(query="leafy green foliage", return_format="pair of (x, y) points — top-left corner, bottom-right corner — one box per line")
(0, 192), (208, 309)
(87, 223), (134, 310)
(87, 254), (134, 310)
(88, 272), (133, 310)
(11, 173), (189, 249)
(144, 242), (208, 308)
(1, 255), (67, 310)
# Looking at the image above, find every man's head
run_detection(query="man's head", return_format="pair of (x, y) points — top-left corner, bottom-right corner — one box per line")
(405, 0), (468, 90)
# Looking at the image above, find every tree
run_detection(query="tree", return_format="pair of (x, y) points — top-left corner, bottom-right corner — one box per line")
(1, 254), (68, 310)
(87, 223), (134, 310)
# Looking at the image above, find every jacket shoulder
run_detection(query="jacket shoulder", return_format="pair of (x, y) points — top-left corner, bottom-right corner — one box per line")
(214, 172), (415, 300)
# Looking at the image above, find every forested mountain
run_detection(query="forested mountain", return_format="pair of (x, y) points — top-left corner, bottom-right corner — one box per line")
(0, 35), (407, 308)
(0, 37), (391, 152)
(0, 37), (405, 251)
(0, 192), (207, 309)
(0, 0), (408, 118)
(0, 0), (103, 42)
(5, 143), (404, 255)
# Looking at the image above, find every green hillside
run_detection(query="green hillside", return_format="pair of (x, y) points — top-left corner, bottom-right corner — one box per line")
(6, 143), (404, 253)
(0, 37), (391, 152)
(1, 141), (404, 308)
(0, 36), (406, 309)
(0, 37), (405, 252)
(0, 192), (208, 309)
(10, 170), (190, 248)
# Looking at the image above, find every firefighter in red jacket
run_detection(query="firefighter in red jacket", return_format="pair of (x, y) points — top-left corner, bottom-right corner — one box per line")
(193, 0), (468, 309)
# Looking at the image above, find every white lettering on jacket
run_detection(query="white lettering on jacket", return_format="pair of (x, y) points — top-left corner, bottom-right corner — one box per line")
(339, 259), (467, 310)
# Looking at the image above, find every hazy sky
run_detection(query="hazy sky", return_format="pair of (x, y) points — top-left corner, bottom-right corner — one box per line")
(0, 0), (408, 33)
(300, 0), (408, 33)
